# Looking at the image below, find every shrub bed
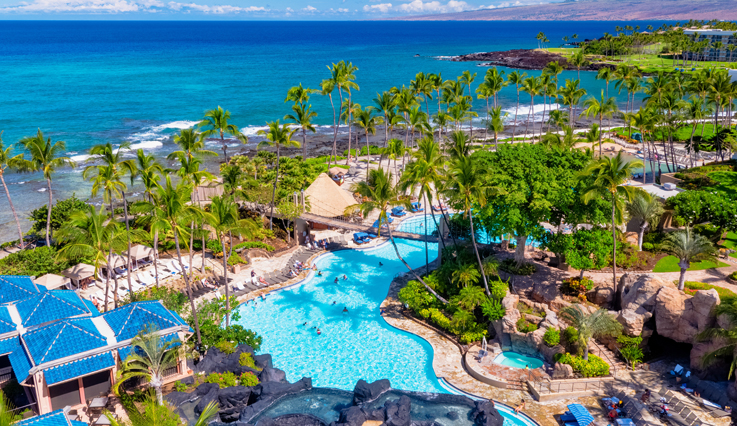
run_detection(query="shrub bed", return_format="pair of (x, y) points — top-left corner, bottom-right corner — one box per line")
(499, 259), (536, 275)
(554, 353), (610, 377)
(234, 241), (275, 252)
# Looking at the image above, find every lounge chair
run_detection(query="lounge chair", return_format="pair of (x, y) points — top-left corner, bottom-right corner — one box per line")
(353, 233), (366, 244)
(670, 364), (685, 376)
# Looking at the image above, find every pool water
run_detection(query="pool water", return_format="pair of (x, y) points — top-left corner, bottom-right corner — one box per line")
(494, 352), (545, 369)
(234, 238), (446, 393)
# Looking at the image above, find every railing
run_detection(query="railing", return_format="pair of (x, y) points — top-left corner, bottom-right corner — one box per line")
(162, 365), (179, 378)
(590, 339), (618, 377)
(529, 376), (612, 395)
(0, 367), (13, 386)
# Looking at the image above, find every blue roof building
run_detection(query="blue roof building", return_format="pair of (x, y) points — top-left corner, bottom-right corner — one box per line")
(15, 408), (87, 426)
(0, 276), (192, 422)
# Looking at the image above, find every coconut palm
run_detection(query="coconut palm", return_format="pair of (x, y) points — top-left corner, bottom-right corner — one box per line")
(198, 106), (247, 163)
(207, 195), (258, 327)
(0, 133), (26, 248)
(521, 77), (541, 141)
(487, 106), (507, 150)
(383, 138), (405, 183)
(133, 149), (164, 203)
(445, 156), (493, 297)
(506, 71), (527, 140)
(661, 228), (716, 291)
(155, 176), (204, 346)
(581, 90), (619, 156)
(411, 72), (434, 115)
(540, 126), (577, 151)
(452, 263), (481, 288)
(596, 67), (615, 99)
(354, 106), (384, 181)
(558, 79), (587, 128)
(113, 327), (181, 405)
(459, 71), (477, 136)
(257, 121), (300, 230)
(559, 305), (622, 360)
(569, 51), (588, 80)
(626, 192), (664, 251)
(580, 152), (643, 304)
(340, 62), (360, 165)
(373, 91), (396, 151)
(15, 129), (75, 247)
(169, 128), (217, 161)
(55, 206), (128, 310)
(285, 103), (317, 160)
(320, 77), (338, 166)
(348, 168), (448, 303)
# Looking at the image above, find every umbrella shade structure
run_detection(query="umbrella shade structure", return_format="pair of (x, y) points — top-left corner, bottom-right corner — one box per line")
(33, 274), (71, 290)
(303, 173), (357, 218)
(61, 263), (96, 289)
(123, 244), (155, 261)
(372, 216), (394, 228)
(567, 404), (595, 426)
(105, 254), (127, 269)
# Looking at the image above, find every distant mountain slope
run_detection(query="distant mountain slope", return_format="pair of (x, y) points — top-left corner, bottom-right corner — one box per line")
(383, 0), (737, 21)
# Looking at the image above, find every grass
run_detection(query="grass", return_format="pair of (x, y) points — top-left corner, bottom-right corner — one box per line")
(611, 123), (723, 142)
(707, 171), (737, 199)
(653, 255), (729, 273)
(720, 231), (737, 259)
(683, 281), (737, 304)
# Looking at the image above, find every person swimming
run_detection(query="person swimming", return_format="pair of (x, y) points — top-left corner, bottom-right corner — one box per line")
(318, 271), (322, 276)
(343, 274), (347, 280)
(379, 262), (383, 267)
(317, 328), (321, 335)
(343, 307), (348, 313)
(332, 301), (336, 305)
(303, 322), (307, 326)
(334, 277), (339, 283)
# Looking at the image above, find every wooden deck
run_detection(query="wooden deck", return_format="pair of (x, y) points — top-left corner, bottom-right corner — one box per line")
(300, 212), (438, 243)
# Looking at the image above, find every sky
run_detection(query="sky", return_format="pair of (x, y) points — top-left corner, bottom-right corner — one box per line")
(0, 0), (552, 19)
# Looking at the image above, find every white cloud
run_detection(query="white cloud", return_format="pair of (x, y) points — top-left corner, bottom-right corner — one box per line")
(337, 7), (348, 11)
(285, 6), (292, 11)
(1, 0), (266, 13)
(363, 0), (470, 13)
(301, 4), (316, 11)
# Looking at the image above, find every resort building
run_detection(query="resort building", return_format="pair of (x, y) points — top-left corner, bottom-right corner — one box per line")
(0, 275), (191, 417)
(683, 29), (737, 62)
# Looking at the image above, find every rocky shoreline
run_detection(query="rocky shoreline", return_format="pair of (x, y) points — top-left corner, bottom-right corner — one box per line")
(449, 49), (613, 72)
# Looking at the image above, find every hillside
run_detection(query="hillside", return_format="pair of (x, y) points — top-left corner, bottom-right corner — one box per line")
(384, 0), (737, 21)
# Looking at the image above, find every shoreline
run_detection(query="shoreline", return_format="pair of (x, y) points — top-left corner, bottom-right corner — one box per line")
(446, 48), (613, 72)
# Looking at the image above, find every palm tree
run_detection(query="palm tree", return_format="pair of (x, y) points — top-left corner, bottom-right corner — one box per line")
(285, 103), (317, 159)
(16, 129), (75, 247)
(459, 71), (477, 136)
(257, 121), (300, 230)
(558, 79), (587, 128)
(169, 128), (217, 161)
(411, 72), (434, 115)
(207, 195), (257, 327)
(132, 149), (164, 203)
(113, 327), (181, 405)
(570, 51), (588, 80)
(55, 207), (128, 310)
(130, 194), (170, 289)
(662, 228), (716, 291)
(445, 156), (493, 297)
(320, 77), (338, 166)
(581, 90), (619, 156)
(559, 305), (622, 360)
(384, 138), (405, 183)
(84, 142), (138, 297)
(626, 192), (664, 251)
(155, 176), (204, 346)
(506, 71), (527, 141)
(521, 77), (541, 141)
(580, 152), (643, 305)
(540, 126), (577, 151)
(452, 263), (481, 288)
(373, 91), (396, 151)
(458, 285), (487, 311)
(0, 388), (16, 426)
(349, 168), (448, 303)
(354, 106), (384, 182)
(487, 106), (506, 149)
(198, 106), (247, 163)
(0, 133), (26, 248)
(339, 62), (360, 165)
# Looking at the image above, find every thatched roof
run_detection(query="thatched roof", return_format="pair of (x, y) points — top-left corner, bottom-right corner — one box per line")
(304, 173), (357, 218)
(33, 274), (71, 290)
(61, 263), (95, 281)
(329, 167), (347, 176)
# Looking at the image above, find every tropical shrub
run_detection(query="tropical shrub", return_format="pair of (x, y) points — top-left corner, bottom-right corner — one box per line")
(683, 281), (737, 304)
(516, 317), (538, 333)
(562, 326), (581, 355)
(227, 253), (247, 266)
(238, 352), (261, 371)
(28, 194), (91, 235)
(174, 381), (188, 392)
(543, 328), (560, 347)
(234, 241), (275, 252)
(617, 335), (644, 370)
(642, 242), (654, 251)
(561, 277), (595, 297)
(120, 286), (187, 314)
(459, 328), (488, 344)
(499, 259), (536, 275)
(490, 280), (508, 300)
(481, 298), (506, 321)
(205, 371), (238, 388)
(215, 341), (236, 354)
(729, 271), (737, 281)
(399, 280), (436, 313)
(239, 372), (259, 387)
(425, 308), (454, 332)
(554, 353), (610, 377)
(343, 146), (381, 156)
(0, 246), (71, 276)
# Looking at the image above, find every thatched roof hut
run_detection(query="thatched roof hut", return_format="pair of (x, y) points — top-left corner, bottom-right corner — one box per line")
(304, 173), (357, 218)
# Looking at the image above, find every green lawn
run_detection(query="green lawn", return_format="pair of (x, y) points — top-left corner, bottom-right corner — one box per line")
(611, 123), (723, 143)
(719, 231), (737, 259)
(653, 255), (729, 273)
(707, 171), (737, 200)
(683, 281), (737, 304)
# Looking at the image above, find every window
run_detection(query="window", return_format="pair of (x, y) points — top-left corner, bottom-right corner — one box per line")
(49, 380), (80, 411)
(82, 371), (111, 400)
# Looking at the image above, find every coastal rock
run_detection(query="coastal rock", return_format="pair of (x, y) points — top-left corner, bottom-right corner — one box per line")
(452, 49), (611, 72)
(337, 406), (366, 426)
(471, 401), (505, 426)
(258, 414), (326, 426)
(218, 386), (252, 422)
(655, 288), (719, 343)
(353, 379), (391, 405)
(195, 344), (261, 376)
(383, 395), (412, 426)
(552, 362), (574, 379)
(259, 367), (287, 383)
(195, 384), (220, 418)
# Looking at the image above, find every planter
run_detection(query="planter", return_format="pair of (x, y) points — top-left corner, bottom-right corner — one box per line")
(231, 264), (242, 274)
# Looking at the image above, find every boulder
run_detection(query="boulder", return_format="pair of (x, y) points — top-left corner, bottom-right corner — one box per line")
(620, 274), (672, 313)
(552, 362), (574, 379)
(164, 390), (197, 408)
(218, 386), (252, 423)
(337, 406), (366, 426)
(471, 401), (504, 426)
(509, 327), (545, 356)
(501, 294), (520, 335)
(532, 280), (559, 304)
(539, 343), (564, 365)
(655, 288), (719, 343)
(550, 297), (571, 312)
(352, 379), (391, 405)
(691, 341), (731, 381)
(194, 383), (220, 418)
(588, 280), (615, 307)
(258, 414), (326, 426)
(383, 395), (411, 426)
(259, 367), (287, 383)
(257, 377), (312, 398)
(617, 309), (651, 336)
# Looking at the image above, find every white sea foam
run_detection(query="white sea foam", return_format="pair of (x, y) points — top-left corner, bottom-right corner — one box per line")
(37, 188), (46, 192)
(240, 126), (271, 137)
(70, 154), (92, 163)
(152, 120), (198, 132)
(129, 140), (164, 151)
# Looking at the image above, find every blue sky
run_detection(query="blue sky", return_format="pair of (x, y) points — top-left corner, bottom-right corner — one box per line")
(0, 0), (550, 18)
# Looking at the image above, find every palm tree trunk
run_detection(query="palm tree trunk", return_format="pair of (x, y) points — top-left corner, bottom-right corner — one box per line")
(524, 96), (533, 141)
(329, 93), (337, 167)
(122, 191), (133, 295)
(385, 223), (448, 304)
(346, 95), (353, 166)
(638, 222), (647, 251)
(0, 173), (24, 248)
(221, 134), (228, 164)
(366, 130), (370, 182)
(269, 145), (280, 230)
(484, 98), (490, 142)
(677, 267), (687, 291)
(221, 236), (230, 327)
(468, 209), (491, 297)
(512, 88), (519, 141)
(45, 178), (53, 247)
(423, 192), (429, 275)
(174, 227), (202, 346)
(599, 114), (603, 157)
(611, 194), (619, 308)
(153, 230), (161, 288)
(104, 258), (113, 312)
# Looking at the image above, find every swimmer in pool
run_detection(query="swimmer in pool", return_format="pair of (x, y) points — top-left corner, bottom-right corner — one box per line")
(332, 301), (336, 305)
(343, 274), (347, 280)
(334, 277), (339, 283)
(379, 262), (383, 267)
(343, 307), (348, 313)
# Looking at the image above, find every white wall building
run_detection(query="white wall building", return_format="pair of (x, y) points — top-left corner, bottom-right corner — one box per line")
(683, 29), (737, 62)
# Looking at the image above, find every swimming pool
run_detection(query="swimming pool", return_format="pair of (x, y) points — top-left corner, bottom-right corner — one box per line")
(494, 352), (545, 369)
(396, 213), (542, 247)
(234, 238), (446, 393)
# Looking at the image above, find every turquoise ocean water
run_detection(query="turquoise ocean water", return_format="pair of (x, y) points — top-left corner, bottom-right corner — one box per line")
(0, 20), (666, 242)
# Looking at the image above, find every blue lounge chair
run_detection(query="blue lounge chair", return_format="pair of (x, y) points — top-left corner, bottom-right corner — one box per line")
(391, 206), (407, 217)
(353, 233), (366, 244)
(373, 217), (394, 228)
(367, 234), (378, 239)
(410, 202), (424, 212)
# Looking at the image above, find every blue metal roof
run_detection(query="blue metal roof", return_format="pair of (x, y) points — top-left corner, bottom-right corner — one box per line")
(117, 333), (180, 361)
(0, 275), (42, 304)
(103, 301), (188, 341)
(44, 352), (115, 385)
(0, 307), (18, 335)
(82, 299), (100, 316)
(16, 290), (93, 328)
(16, 409), (73, 426)
(8, 345), (33, 383)
(23, 318), (108, 365)
(0, 336), (20, 356)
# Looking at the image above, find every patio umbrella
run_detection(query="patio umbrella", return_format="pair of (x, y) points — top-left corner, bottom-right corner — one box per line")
(33, 274), (71, 290)
(567, 404), (595, 426)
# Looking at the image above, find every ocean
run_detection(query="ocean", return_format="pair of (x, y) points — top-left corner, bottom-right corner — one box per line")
(0, 20), (665, 243)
